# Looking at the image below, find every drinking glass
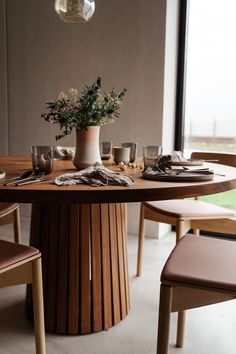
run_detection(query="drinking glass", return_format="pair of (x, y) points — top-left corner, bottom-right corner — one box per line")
(99, 141), (113, 160)
(31, 146), (54, 174)
(143, 145), (163, 169)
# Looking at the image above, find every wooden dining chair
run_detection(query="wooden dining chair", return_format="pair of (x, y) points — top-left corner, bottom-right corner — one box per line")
(157, 234), (236, 354)
(137, 152), (236, 276)
(0, 239), (46, 354)
(0, 203), (21, 243)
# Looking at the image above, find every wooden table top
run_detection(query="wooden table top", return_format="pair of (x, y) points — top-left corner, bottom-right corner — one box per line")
(0, 156), (236, 204)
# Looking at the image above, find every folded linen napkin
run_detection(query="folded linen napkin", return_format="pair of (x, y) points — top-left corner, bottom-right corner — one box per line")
(143, 155), (172, 174)
(171, 151), (187, 162)
(55, 163), (134, 187)
(54, 146), (75, 160)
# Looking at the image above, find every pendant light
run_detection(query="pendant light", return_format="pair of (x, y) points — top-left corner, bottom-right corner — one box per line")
(55, 0), (95, 23)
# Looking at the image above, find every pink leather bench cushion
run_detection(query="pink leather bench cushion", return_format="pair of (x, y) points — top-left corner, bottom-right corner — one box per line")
(161, 235), (236, 292)
(0, 239), (40, 270)
(143, 200), (235, 219)
(0, 203), (18, 217)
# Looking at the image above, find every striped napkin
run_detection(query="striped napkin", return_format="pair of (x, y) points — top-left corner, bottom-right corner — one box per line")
(55, 163), (134, 187)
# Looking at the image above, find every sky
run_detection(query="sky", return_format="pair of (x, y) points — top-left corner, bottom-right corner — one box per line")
(184, 0), (236, 137)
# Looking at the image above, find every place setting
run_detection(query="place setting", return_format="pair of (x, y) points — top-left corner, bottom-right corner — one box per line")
(142, 151), (217, 182)
(1, 145), (55, 187)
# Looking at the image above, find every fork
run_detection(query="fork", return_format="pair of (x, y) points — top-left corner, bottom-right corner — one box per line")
(15, 172), (45, 186)
(2, 170), (33, 185)
(16, 175), (55, 186)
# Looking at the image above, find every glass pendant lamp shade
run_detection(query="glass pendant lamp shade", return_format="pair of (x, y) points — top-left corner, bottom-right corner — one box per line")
(55, 0), (95, 23)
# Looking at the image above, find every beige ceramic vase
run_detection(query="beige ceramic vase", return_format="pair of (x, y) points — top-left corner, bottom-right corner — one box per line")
(73, 126), (102, 170)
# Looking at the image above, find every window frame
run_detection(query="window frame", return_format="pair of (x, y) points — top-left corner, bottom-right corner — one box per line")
(174, 0), (189, 151)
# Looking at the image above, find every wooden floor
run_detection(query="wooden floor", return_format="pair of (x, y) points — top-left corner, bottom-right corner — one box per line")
(0, 216), (236, 354)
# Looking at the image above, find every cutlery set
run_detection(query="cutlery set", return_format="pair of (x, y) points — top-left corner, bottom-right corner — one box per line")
(1, 170), (55, 186)
(166, 167), (225, 177)
(176, 167), (213, 175)
(177, 167), (225, 177)
(3, 170), (34, 184)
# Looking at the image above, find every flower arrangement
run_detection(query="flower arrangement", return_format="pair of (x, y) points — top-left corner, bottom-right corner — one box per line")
(41, 77), (127, 140)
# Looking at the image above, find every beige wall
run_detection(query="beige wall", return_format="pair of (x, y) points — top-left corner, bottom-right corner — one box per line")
(1, 0), (166, 154)
(0, 0), (8, 154)
(0, 0), (179, 236)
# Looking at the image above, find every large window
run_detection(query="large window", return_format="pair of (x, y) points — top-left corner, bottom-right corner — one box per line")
(183, 0), (236, 156)
(180, 0), (236, 210)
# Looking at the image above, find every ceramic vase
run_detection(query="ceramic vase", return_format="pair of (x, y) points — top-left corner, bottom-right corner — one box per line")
(73, 126), (102, 170)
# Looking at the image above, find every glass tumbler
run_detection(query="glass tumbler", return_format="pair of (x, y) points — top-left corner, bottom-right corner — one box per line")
(99, 141), (113, 160)
(31, 146), (54, 174)
(143, 145), (163, 169)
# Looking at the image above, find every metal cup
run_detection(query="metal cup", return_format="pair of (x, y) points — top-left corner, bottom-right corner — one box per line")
(31, 146), (54, 174)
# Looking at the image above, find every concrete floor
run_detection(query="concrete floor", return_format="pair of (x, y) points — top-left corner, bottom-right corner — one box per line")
(0, 216), (236, 354)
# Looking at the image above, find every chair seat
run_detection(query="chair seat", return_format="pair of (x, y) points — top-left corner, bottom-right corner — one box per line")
(0, 240), (40, 270)
(0, 203), (18, 217)
(143, 199), (236, 220)
(161, 235), (236, 292)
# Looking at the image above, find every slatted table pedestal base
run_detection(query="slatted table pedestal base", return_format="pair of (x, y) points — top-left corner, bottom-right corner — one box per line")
(26, 203), (130, 334)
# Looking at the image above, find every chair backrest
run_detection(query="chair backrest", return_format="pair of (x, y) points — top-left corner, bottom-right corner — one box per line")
(191, 151), (236, 168)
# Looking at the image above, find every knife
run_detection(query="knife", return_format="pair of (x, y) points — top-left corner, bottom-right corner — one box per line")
(2, 170), (34, 185)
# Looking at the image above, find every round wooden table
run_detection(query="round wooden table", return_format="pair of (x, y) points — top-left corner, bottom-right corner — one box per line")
(1, 157), (236, 334)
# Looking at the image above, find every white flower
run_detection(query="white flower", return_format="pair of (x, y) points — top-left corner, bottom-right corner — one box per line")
(58, 91), (67, 100)
(68, 88), (79, 103)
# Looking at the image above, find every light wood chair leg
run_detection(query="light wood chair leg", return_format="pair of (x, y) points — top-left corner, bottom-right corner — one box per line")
(32, 258), (46, 354)
(157, 284), (172, 354)
(13, 206), (21, 243)
(137, 204), (145, 276)
(176, 310), (186, 347)
(175, 219), (188, 348)
(192, 196), (200, 236)
(176, 219), (190, 243)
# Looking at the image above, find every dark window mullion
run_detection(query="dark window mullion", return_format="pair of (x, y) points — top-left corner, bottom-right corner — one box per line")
(174, 0), (190, 151)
